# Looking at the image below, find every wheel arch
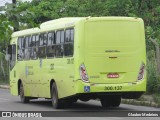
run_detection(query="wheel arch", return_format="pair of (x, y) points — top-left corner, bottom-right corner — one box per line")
(18, 79), (22, 95)
(50, 79), (56, 97)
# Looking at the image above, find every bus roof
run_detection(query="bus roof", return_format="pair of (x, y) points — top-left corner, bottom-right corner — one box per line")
(11, 17), (84, 38)
(11, 17), (142, 38)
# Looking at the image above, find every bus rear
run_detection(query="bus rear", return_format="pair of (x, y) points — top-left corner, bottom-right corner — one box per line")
(76, 17), (146, 107)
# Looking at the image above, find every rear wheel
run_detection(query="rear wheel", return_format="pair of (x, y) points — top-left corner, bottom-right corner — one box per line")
(19, 83), (30, 103)
(100, 95), (121, 108)
(51, 83), (63, 109)
(111, 96), (121, 107)
(100, 96), (112, 108)
(64, 97), (78, 108)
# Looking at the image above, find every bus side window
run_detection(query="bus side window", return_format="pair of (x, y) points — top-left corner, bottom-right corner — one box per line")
(56, 31), (61, 44)
(30, 35), (35, 47)
(55, 30), (64, 57)
(30, 34), (38, 60)
(10, 44), (16, 70)
(18, 37), (21, 49)
(47, 32), (55, 58)
(17, 37), (24, 60)
(28, 35), (32, 47)
(64, 28), (74, 57)
(39, 33), (47, 58)
(71, 29), (74, 42)
(24, 36), (30, 60)
(65, 29), (70, 42)
(35, 34), (39, 46)
(39, 34), (44, 46)
(61, 31), (64, 43)
(44, 33), (47, 45)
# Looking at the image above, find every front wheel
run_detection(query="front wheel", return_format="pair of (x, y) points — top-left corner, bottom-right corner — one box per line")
(51, 83), (63, 109)
(19, 83), (30, 103)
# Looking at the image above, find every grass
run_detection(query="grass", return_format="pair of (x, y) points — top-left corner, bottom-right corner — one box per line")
(122, 94), (160, 108)
(0, 79), (9, 85)
(153, 94), (160, 105)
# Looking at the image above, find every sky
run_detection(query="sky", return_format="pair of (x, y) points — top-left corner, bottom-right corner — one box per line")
(0, 0), (32, 6)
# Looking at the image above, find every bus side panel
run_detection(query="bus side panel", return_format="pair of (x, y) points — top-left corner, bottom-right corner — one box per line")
(55, 22), (83, 99)
(10, 81), (18, 96)
(55, 58), (75, 99)
(18, 61), (31, 97)
(10, 66), (18, 96)
(37, 59), (51, 98)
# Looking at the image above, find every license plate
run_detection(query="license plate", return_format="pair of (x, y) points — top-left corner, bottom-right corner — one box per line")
(107, 73), (119, 78)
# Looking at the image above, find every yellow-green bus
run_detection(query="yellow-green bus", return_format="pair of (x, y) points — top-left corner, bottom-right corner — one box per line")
(7, 17), (146, 109)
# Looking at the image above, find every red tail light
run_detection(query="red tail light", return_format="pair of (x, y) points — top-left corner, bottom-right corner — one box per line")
(137, 63), (145, 80)
(80, 64), (89, 82)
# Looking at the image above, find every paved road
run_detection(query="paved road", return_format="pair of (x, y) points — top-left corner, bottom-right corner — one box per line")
(0, 88), (160, 120)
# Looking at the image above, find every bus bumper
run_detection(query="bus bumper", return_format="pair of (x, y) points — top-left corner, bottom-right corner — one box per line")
(74, 79), (146, 99)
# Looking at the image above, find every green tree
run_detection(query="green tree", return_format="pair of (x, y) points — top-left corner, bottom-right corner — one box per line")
(0, 0), (160, 92)
(0, 0), (36, 83)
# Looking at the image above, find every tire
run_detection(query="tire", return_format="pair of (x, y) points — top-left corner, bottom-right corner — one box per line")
(64, 97), (78, 108)
(71, 97), (78, 103)
(51, 83), (63, 109)
(111, 96), (121, 107)
(19, 83), (30, 103)
(100, 96), (112, 108)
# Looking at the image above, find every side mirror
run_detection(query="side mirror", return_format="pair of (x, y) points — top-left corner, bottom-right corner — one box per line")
(8, 45), (12, 55)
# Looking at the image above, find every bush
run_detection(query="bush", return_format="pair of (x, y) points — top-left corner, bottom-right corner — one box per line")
(0, 54), (9, 84)
(146, 50), (157, 94)
(153, 94), (160, 104)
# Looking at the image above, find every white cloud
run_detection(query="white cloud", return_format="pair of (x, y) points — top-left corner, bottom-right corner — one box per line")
(0, 0), (12, 6)
(22, 0), (32, 1)
(0, 0), (32, 7)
